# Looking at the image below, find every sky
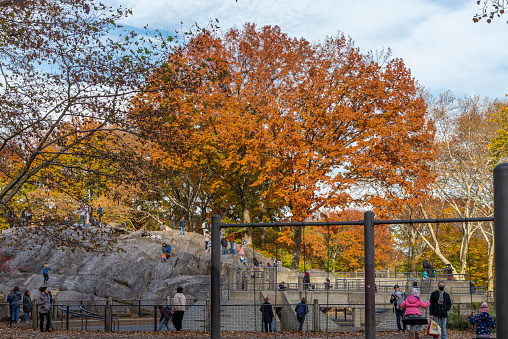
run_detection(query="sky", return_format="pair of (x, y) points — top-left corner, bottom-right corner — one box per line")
(108, 0), (508, 99)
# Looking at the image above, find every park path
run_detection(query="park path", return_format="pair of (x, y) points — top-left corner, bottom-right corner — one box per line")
(0, 324), (477, 338)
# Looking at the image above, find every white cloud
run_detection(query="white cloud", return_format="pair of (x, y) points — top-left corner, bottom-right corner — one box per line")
(107, 0), (508, 98)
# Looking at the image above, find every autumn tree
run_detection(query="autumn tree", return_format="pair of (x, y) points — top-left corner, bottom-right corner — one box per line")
(133, 24), (436, 269)
(414, 93), (502, 290)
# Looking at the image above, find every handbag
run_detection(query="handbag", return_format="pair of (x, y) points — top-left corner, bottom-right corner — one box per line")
(427, 319), (441, 337)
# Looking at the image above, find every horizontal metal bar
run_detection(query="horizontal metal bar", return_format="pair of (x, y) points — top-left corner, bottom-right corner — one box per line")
(374, 217), (493, 225)
(220, 220), (363, 228)
(220, 216), (493, 228)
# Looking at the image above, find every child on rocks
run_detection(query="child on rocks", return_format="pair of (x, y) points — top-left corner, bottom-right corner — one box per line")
(400, 287), (430, 339)
(42, 264), (51, 284)
(469, 302), (496, 338)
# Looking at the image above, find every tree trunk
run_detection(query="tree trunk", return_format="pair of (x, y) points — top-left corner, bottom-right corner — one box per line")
(242, 202), (252, 245)
(487, 241), (494, 291)
(260, 227), (266, 247)
(291, 226), (302, 270)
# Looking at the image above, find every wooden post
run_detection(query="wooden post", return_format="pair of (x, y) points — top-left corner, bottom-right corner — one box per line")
(32, 300), (37, 330)
(205, 298), (211, 333)
(313, 299), (319, 331)
(104, 297), (112, 332)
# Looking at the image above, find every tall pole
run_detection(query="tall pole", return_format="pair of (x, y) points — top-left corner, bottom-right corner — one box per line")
(364, 211), (375, 339)
(494, 163), (508, 339)
(211, 215), (221, 339)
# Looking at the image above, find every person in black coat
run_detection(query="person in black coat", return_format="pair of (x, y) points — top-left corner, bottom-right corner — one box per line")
(429, 281), (452, 339)
(260, 297), (274, 332)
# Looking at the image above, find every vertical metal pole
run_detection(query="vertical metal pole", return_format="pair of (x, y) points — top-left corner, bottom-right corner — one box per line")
(364, 211), (375, 339)
(211, 215), (221, 339)
(494, 163), (508, 339)
(154, 305), (157, 332)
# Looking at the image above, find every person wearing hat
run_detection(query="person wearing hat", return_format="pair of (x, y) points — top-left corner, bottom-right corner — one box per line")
(260, 297), (274, 332)
(400, 288), (430, 339)
(469, 302), (496, 338)
(390, 284), (407, 333)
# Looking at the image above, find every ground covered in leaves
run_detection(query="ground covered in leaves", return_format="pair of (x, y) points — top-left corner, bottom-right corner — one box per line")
(0, 324), (480, 338)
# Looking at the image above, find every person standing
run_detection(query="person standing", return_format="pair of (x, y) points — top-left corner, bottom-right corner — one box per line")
(172, 287), (186, 331)
(179, 216), (186, 237)
(260, 297), (274, 332)
(37, 286), (51, 332)
(303, 272), (311, 290)
(422, 256), (434, 278)
(429, 281), (452, 339)
(97, 204), (103, 226)
(390, 284), (407, 333)
(21, 208), (27, 226)
(295, 297), (309, 331)
(221, 235), (228, 255)
(228, 231), (236, 254)
(445, 264), (453, 280)
(43, 264), (51, 284)
(6, 290), (13, 324)
(10, 286), (22, 324)
(23, 290), (33, 323)
(78, 205), (87, 227)
(8, 207), (15, 228)
(469, 302), (496, 338)
(204, 231), (211, 250)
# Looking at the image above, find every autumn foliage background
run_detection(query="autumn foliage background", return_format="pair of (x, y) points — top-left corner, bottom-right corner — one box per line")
(0, 4), (505, 291)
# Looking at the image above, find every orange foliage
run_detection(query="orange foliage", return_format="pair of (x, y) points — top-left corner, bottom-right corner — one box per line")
(131, 23), (435, 269)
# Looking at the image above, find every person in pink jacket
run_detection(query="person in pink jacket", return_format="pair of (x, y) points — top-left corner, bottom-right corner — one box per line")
(400, 288), (430, 339)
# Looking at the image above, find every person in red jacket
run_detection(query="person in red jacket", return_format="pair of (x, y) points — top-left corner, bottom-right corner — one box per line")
(400, 288), (430, 339)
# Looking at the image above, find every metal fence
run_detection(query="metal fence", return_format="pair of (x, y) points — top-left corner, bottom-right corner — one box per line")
(2, 300), (491, 334)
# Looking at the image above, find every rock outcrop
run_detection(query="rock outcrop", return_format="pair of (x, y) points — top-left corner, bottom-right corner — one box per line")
(0, 225), (269, 317)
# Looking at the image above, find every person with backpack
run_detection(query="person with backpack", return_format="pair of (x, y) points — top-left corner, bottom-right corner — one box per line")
(400, 287), (430, 339)
(390, 284), (407, 333)
(23, 290), (33, 323)
(469, 302), (496, 338)
(157, 305), (173, 331)
(260, 297), (274, 332)
(43, 264), (51, 284)
(295, 297), (309, 331)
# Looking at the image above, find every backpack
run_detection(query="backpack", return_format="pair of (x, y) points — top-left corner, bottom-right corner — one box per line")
(296, 303), (307, 316)
(391, 291), (406, 310)
(163, 306), (172, 319)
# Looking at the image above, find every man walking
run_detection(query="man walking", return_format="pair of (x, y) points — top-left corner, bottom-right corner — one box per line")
(390, 284), (407, 333)
(260, 297), (274, 332)
(295, 297), (309, 331)
(172, 287), (186, 331)
(430, 281), (452, 339)
(179, 216), (186, 237)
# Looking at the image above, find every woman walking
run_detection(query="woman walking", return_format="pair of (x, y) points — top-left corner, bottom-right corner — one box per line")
(37, 286), (51, 332)
(23, 290), (33, 323)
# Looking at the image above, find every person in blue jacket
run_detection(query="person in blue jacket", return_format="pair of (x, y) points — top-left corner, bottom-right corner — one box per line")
(43, 264), (51, 284)
(469, 302), (496, 338)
